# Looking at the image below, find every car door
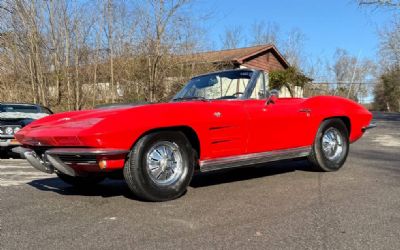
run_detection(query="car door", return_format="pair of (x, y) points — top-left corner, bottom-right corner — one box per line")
(243, 72), (312, 154)
(205, 100), (249, 159)
(245, 98), (312, 154)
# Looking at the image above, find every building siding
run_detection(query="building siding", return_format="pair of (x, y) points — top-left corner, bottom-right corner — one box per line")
(242, 50), (286, 72)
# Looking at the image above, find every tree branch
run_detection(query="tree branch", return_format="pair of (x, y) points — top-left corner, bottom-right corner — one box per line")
(358, 0), (400, 7)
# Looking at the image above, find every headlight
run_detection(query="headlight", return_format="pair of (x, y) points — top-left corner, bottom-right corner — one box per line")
(0, 126), (22, 136)
(5, 127), (14, 135)
(14, 127), (21, 134)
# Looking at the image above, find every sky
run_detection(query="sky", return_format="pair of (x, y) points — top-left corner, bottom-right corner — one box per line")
(197, 0), (394, 79)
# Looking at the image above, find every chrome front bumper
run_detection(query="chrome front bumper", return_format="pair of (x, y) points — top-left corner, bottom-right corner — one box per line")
(0, 138), (21, 147)
(12, 147), (129, 176)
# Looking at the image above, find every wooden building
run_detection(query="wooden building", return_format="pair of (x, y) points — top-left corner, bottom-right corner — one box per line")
(183, 44), (302, 97)
(184, 44), (288, 72)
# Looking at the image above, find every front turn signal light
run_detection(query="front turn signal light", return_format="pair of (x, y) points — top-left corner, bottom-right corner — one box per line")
(98, 160), (107, 169)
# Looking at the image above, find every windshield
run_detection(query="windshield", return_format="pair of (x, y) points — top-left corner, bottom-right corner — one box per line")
(0, 105), (40, 113)
(173, 70), (254, 101)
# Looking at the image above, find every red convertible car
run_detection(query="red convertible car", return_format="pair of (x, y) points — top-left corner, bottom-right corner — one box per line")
(14, 69), (374, 201)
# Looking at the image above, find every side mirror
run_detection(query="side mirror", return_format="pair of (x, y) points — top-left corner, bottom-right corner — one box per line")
(265, 89), (279, 105)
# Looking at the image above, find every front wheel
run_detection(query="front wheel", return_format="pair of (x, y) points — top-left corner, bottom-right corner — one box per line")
(123, 131), (195, 202)
(308, 118), (350, 172)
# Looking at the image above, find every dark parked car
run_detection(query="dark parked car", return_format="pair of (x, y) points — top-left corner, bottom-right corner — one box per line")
(0, 103), (52, 158)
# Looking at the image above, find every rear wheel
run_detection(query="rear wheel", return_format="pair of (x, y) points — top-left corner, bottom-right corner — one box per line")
(57, 173), (105, 187)
(308, 118), (349, 172)
(123, 131), (195, 201)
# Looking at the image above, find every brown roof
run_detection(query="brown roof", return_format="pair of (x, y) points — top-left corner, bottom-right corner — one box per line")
(181, 44), (289, 68)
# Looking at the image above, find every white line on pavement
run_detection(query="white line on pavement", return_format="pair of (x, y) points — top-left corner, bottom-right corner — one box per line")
(0, 171), (54, 176)
(0, 165), (32, 169)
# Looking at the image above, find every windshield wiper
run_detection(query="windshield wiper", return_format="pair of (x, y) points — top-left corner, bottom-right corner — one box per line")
(172, 96), (208, 102)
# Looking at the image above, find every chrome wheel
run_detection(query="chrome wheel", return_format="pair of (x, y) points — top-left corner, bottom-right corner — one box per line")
(322, 127), (344, 161)
(146, 141), (183, 186)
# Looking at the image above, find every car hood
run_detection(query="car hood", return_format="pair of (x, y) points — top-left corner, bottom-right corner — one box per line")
(0, 112), (49, 127)
(21, 105), (143, 129)
(14, 101), (205, 148)
(21, 101), (211, 130)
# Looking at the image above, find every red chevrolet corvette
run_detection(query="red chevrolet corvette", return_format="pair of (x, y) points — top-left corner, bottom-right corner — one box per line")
(14, 69), (374, 201)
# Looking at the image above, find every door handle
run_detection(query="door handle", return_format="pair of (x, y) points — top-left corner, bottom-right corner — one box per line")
(299, 108), (311, 113)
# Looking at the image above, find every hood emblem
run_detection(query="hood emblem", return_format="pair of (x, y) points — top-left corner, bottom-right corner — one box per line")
(214, 112), (221, 118)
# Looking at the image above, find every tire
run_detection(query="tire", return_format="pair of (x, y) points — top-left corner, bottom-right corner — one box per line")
(308, 118), (349, 172)
(7, 149), (20, 159)
(57, 173), (105, 187)
(123, 131), (195, 202)
(0, 150), (8, 159)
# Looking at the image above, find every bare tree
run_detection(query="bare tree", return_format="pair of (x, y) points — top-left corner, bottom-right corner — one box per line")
(137, 0), (199, 102)
(358, 0), (400, 8)
(251, 21), (280, 46)
(105, 0), (115, 103)
(220, 26), (245, 49)
(330, 48), (375, 100)
(378, 17), (400, 68)
(0, 0), (216, 110)
(281, 28), (306, 68)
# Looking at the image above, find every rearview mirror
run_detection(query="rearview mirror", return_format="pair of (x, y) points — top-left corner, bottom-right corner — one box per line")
(265, 89), (279, 105)
(193, 76), (218, 88)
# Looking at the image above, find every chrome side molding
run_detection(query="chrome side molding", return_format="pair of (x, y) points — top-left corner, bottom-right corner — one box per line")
(199, 146), (311, 172)
(46, 148), (129, 155)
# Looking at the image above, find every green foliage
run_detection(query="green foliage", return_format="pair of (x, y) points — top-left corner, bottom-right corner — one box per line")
(269, 66), (310, 96)
(374, 67), (400, 112)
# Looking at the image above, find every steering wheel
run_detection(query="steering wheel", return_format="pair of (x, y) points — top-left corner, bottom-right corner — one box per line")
(216, 92), (244, 100)
(232, 92), (244, 97)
